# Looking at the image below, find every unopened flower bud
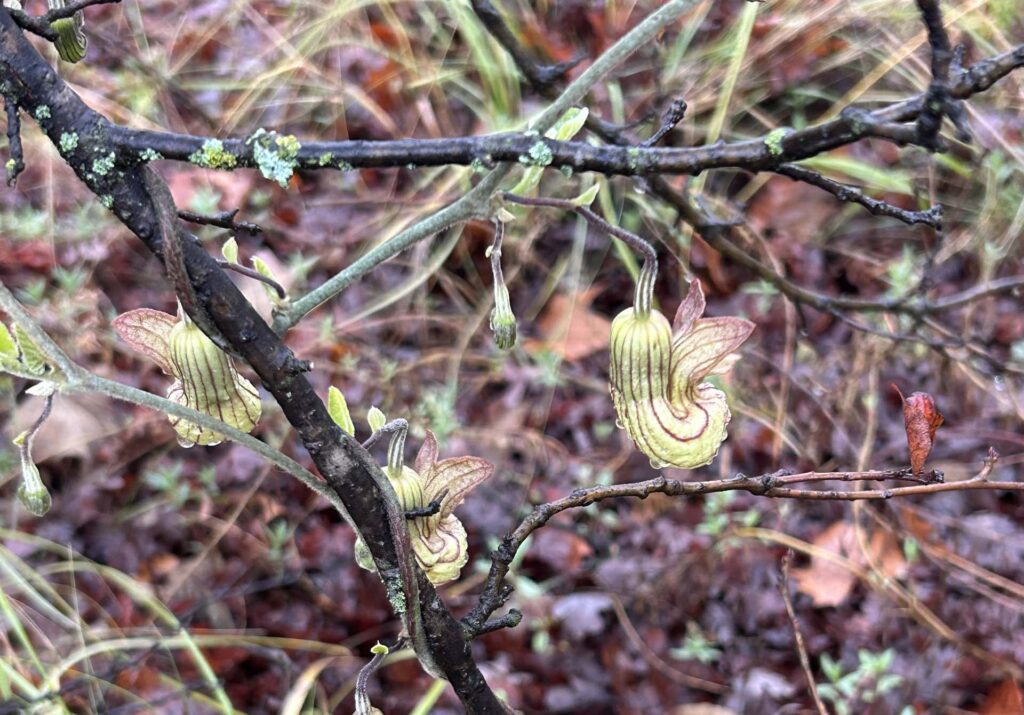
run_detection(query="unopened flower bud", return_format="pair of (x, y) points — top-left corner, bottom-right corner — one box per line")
(489, 271), (517, 351)
(16, 451), (50, 517)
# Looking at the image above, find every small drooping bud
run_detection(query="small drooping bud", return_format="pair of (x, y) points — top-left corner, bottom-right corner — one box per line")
(12, 391), (55, 517)
(48, 0), (88, 63)
(16, 452), (51, 517)
(489, 279), (517, 351)
(488, 218), (516, 350)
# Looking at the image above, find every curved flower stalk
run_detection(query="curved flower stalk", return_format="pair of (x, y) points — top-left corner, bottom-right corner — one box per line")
(356, 424), (493, 585)
(609, 263), (754, 469)
(488, 219), (517, 350)
(113, 308), (261, 447)
(48, 0), (87, 63)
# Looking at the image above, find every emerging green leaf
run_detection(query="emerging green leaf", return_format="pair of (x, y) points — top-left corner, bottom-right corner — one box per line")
(327, 386), (355, 435)
(367, 406), (386, 433)
(221, 237), (239, 264)
(570, 184), (601, 208)
(252, 256), (284, 306)
(0, 323), (16, 357)
(13, 324), (48, 375)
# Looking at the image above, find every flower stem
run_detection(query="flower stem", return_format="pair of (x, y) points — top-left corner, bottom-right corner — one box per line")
(500, 192), (658, 316)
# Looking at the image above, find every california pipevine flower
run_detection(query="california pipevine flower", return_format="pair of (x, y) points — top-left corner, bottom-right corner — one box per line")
(609, 264), (753, 469)
(113, 308), (261, 447)
(355, 423), (493, 585)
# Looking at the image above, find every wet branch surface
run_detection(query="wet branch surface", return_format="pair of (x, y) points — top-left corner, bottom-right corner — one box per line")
(0, 11), (504, 714)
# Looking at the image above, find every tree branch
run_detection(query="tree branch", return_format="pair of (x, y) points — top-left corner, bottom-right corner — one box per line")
(465, 452), (1013, 634)
(0, 12), (503, 712)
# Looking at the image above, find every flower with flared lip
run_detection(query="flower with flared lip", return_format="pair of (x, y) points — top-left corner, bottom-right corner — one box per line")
(356, 430), (493, 585)
(113, 309), (261, 447)
(609, 279), (753, 469)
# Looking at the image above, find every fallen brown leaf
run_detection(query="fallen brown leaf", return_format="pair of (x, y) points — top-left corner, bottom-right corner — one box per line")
(525, 288), (611, 363)
(791, 520), (907, 607)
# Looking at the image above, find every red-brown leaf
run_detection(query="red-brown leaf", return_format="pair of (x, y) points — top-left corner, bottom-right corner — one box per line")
(893, 385), (944, 475)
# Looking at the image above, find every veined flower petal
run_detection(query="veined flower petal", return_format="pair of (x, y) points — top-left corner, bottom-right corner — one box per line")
(112, 309), (178, 375)
(410, 514), (470, 585)
(414, 431), (493, 518)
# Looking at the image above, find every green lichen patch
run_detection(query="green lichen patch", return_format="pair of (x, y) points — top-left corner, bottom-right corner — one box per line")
(59, 132), (79, 154)
(91, 152), (116, 177)
(139, 148), (163, 162)
(100, 195), (114, 209)
(527, 140), (553, 166)
(764, 127), (792, 157)
(189, 139), (237, 170)
(247, 129), (301, 188)
(34, 105), (51, 120)
(317, 152), (333, 166)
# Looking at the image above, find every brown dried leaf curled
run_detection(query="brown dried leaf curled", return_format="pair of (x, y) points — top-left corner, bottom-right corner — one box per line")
(893, 385), (944, 475)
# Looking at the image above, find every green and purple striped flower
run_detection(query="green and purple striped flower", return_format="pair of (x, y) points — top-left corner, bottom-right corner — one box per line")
(113, 308), (261, 447)
(609, 278), (753, 469)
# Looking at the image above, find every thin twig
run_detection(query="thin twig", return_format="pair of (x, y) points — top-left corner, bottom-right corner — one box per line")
(915, 0), (970, 148)
(178, 208), (262, 235)
(641, 98), (688, 147)
(465, 451), (1010, 633)
(779, 551), (829, 715)
(5, 0), (119, 41)
(217, 260), (286, 299)
(774, 164), (942, 228)
(0, 280), (352, 526)
(468, 0), (582, 92)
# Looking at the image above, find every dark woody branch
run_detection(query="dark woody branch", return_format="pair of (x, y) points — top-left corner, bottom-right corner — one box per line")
(773, 164), (942, 228)
(60, 43), (1022, 178)
(468, 0), (582, 92)
(4, 92), (24, 185)
(0, 11), (505, 714)
(6, 0), (119, 42)
(914, 0), (970, 149)
(465, 1), (1024, 331)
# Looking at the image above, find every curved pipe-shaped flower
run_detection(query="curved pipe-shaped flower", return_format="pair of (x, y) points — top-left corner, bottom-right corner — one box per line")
(166, 320), (262, 447)
(354, 429), (493, 585)
(610, 278), (753, 469)
(113, 308), (261, 447)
